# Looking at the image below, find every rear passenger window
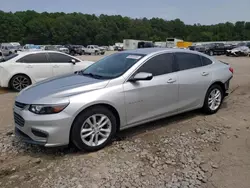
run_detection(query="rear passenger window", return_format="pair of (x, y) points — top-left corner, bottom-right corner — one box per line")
(175, 52), (202, 71)
(201, 56), (212, 66)
(17, 53), (48, 63)
(137, 53), (174, 76)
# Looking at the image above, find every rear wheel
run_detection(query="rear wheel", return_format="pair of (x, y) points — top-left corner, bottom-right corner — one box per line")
(203, 84), (223, 114)
(71, 106), (117, 152)
(10, 74), (31, 92)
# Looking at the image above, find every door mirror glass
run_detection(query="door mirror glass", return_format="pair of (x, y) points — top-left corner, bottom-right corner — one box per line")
(129, 72), (153, 82)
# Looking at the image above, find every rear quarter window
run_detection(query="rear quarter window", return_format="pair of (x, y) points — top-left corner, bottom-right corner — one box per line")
(201, 56), (213, 66)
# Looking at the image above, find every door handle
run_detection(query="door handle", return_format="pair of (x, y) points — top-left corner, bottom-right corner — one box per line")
(167, 78), (176, 83)
(53, 65), (59, 68)
(202, 72), (209, 76)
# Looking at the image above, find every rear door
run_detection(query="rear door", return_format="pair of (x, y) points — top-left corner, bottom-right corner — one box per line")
(174, 52), (212, 112)
(16, 52), (53, 82)
(47, 52), (80, 76)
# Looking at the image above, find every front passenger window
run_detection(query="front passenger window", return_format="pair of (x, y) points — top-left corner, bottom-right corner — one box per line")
(137, 53), (174, 76)
(48, 53), (80, 63)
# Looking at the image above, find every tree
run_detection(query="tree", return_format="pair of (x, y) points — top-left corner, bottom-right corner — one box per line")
(0, 10), (249, 45)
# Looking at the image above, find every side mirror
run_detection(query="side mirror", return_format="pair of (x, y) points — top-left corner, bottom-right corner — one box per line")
(70, 59), (76, 64)
(129, 72), (153, 82)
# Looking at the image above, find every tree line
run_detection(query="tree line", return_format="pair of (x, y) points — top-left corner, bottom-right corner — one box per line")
(0, 10), (250, 45)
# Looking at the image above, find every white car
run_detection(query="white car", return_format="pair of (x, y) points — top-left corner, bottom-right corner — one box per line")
(0, 51), (94, 91)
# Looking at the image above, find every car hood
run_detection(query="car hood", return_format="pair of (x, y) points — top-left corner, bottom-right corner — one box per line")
(16, 74), (110, 104)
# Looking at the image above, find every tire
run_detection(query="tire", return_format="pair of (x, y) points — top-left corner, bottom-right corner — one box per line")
(209, 50), (213, 56)
(71, 106), (117, 152)
(202, 84), (224, 114)
(70, 51), (75, 56)
(10, 74), (31, 92)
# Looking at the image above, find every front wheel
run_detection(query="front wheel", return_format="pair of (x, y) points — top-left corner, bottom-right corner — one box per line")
(71, 106), (117, 152)
(10, 74), (31, 92)
(202, 84), (224, 114)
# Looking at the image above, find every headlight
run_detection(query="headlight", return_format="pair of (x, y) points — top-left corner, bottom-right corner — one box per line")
(29, 103), (69, 114)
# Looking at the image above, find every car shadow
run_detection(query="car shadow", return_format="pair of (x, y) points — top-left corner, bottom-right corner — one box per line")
(115, 109), (203, 141)
(15, 109), (204, 158)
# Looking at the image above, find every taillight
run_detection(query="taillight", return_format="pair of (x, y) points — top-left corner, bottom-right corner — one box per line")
(229, 67), (234, 74)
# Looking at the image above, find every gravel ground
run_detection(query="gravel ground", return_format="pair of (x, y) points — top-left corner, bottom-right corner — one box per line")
(0, 54), (250, 188)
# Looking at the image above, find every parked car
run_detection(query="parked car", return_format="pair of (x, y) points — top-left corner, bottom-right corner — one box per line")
(13, 48), (233, 151)
(65, 45), (83, 56)
(45, 45), (69, 54)
(226, 45), (250, 57)
(0, 43), (17, 56)
(0, 51), (94, 91)
(22, 44), (42, 52)
(204, 43), (234, 56)
(189, 45), (206, 53)
(83, 45), (105, 55)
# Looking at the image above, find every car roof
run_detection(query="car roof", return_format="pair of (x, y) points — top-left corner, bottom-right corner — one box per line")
(120, 48), (202, 55)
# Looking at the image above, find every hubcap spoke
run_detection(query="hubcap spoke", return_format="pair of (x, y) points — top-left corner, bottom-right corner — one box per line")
(94, 134), (99, 146)
(100, 128), (111, 133)
(81, 131), (94, 138)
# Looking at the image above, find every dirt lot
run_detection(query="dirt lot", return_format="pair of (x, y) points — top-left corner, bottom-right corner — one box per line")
(0, 54), (250, 188)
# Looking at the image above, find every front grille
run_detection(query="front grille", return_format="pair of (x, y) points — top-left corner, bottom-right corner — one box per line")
(14, 112), (25, 127)
(15, 101), (27, 109)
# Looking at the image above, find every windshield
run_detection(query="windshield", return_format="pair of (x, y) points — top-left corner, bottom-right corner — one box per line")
(81, 53), (145, 79)
(0, 53), (18, 62)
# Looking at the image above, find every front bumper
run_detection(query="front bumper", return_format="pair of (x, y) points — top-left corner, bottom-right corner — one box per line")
(14, 105), (72, 147)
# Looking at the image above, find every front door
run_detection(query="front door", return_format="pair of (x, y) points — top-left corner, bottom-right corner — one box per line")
(123, 52), (179, 126)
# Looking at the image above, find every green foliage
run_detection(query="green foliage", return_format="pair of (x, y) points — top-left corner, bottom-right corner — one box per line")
(0, 10), (249, 45)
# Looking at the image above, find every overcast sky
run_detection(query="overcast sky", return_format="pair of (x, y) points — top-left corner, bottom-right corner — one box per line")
(1, 0), (250, 25)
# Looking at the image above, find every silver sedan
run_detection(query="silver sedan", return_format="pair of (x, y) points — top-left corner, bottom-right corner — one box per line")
(13, 48), (233, 151)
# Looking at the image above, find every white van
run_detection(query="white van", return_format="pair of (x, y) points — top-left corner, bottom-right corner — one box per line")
(0, 43), (18, 56)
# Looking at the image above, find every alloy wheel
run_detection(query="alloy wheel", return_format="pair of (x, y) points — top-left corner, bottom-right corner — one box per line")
(208, 88), (222, 111)
(12, 75), (30, 91)
(80, 114), (112, 147)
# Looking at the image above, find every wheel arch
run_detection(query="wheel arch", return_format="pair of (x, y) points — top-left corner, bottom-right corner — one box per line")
(8, 73), (32, 88)
(208, 81), (226, 95)
(69, 103), (121, 142)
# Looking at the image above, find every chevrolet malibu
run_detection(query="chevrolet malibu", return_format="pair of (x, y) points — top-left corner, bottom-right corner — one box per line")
(14, 48), (233, 151)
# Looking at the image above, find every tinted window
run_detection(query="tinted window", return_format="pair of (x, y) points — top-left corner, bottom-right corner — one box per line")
(48, 53), (79, 63)
(175, 53), (202, 71)
(201, 56), (212, 66)
(17, 53), (48, 63)
(137, 53), (174, 76)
